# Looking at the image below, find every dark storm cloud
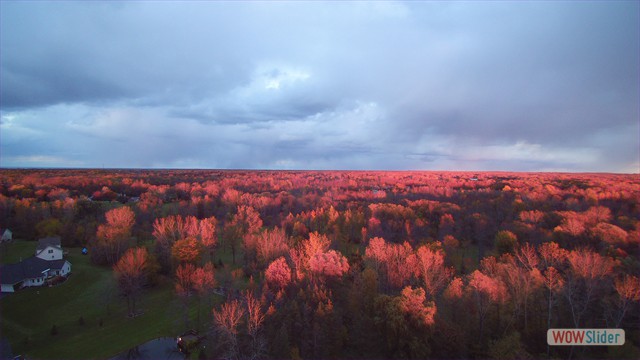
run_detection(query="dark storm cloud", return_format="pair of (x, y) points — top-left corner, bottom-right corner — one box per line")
(1, 1), (638, 172)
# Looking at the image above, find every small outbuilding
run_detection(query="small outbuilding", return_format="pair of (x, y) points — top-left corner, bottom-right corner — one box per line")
(1, 229), (12, 243)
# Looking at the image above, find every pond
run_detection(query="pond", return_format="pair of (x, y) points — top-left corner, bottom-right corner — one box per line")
(109, 337), (185, 360)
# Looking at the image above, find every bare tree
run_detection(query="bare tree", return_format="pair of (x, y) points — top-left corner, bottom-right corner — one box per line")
(244, 291), (266, 360)
(213, 299), (245, 360)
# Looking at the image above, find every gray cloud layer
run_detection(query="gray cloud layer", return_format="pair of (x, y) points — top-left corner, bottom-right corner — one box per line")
(1, 1), (638, 172)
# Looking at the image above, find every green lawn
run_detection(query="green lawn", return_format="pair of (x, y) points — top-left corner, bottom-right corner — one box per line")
(0, 239), (36, 265)
(0, 242), (219, 359)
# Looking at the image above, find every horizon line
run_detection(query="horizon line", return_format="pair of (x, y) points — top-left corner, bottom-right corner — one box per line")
(0, 166), (637, 175)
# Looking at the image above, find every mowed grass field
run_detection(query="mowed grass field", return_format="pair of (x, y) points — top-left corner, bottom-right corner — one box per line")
(0, 240), (218, 359)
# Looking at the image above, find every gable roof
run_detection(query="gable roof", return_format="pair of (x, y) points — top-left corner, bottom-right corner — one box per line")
(37, 237), (62, 251)
(0, 257), (69, 285)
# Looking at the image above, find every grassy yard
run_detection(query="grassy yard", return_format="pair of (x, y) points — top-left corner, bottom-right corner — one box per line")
(0, 239), (36, 265)
(0, 241), (221, 359)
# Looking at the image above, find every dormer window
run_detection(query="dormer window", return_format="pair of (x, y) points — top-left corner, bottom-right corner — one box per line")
(48, 249), (53, 253)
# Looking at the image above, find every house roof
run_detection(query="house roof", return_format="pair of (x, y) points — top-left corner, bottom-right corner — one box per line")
(0, 256), (69, 285)
(37, 236), (62, 251)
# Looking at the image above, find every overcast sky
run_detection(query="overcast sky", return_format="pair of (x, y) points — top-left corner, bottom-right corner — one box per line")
(1, 1), (638, 172)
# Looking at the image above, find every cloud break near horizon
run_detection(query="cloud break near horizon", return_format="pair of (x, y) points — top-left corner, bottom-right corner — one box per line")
(1, 1), (638, 172)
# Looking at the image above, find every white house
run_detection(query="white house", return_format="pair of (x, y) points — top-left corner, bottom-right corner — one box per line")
(1, 229), (12, 243)
(35, 237), (63, 260)
(0, 237), (72, 293)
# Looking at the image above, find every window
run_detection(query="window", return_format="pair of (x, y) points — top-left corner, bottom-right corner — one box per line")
(48, 249), (53, 253)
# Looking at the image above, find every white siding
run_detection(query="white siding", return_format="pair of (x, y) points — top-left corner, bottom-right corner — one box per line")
(61, 262), (71, 276)
(25, 277), (46, 287)
(36, 246), (63, 261)
(1, 284), (15, 293)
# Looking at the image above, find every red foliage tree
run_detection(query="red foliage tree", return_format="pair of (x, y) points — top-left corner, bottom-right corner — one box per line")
(466, 269), (508, 340)
(226, 205), (263, 265)
(309, 250), (350, 279)
(245, 291), (266, 358)
(193, 262), (216, 296)
(538, 241), (568, 269)
(564, 248), (615, 327)
(554, 212), (586, 237)
(591, 222), (628, 246)
(94, 206), (136, 265)
(113, 247), (148, 317)
(213, 299), (246, 359)
(365, 237), (416, 289)
(255, 227), (290, 267)
(265, 257), (292, 290)
(198, 216), (218, 259)
(519, 210), (544, 224)
(176, 263), (196, 298)
(414, 245), (452, 298)
(613, 275), (640, 327)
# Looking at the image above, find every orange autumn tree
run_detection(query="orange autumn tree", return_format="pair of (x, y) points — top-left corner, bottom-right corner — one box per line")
(400, 286), (437, 326)
(172, 237), (202, 264)
(152, 215), (217, 271)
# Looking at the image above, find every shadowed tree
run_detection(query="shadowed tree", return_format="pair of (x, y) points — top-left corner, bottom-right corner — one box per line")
(466, 269), (508, 342)
(564, 248), (614, 328)
(494, 230), (518, 255)
(544, 266), (564, 357)
(225, 205), (263, 265)
(193, 263), (216, 327)
(612, 275), (640, 327)
(176, 263), (196, 328)
(153, 215), (186, 272)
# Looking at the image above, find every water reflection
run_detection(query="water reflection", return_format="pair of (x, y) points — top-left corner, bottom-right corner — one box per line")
(109, 337), (184, 360)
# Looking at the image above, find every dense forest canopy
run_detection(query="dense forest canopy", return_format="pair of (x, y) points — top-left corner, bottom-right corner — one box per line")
(0, 169), (638, 359)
